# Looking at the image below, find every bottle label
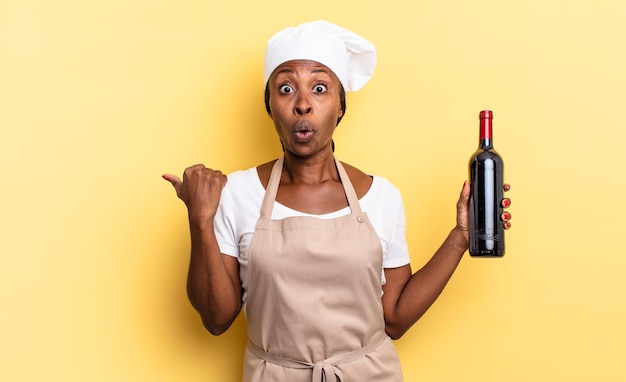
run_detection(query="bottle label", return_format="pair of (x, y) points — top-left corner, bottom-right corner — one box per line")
(474, 229), (501, 241)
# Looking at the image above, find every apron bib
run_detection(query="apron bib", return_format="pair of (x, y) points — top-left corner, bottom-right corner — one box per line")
(243, 156), (403, 382)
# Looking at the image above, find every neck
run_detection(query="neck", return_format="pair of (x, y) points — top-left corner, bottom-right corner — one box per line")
(282, 150), (338, 185)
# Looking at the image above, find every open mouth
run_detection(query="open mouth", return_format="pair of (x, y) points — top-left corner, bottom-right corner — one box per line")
(293, 121), (314, 141)
(294, 130), (313, 140)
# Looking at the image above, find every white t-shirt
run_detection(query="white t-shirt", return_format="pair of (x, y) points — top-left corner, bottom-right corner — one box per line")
(214, 166), (411, 305)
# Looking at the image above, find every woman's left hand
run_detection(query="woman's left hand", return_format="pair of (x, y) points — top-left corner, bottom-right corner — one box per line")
(455, 182), (512, 241)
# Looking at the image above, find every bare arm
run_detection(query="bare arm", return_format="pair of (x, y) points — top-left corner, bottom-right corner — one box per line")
(382, 181), (511, 339)
(163, 165), (242, 335)
(381, 228), (467, 339)
(186, 219), (242, 335)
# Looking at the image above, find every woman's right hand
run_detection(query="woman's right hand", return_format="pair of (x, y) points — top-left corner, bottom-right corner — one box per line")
(162, 165), (227, 224)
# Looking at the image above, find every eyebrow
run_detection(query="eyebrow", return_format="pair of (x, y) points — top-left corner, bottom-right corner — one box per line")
(275, 68), (295, 76)
(275, 68), (331, 76)
(311, 69), (330, 75)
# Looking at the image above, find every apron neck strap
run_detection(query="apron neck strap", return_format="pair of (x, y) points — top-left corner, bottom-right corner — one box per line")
(260, 155), (363, 219)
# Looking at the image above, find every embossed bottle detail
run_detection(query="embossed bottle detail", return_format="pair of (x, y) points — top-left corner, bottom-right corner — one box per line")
(469, 110), (505, 257)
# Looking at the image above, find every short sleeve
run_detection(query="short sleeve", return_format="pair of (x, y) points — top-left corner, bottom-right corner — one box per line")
(382, 194), (410, 269)
(360, 177), (410, 270)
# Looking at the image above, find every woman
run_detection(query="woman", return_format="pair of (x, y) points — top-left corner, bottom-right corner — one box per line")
(163, 20), (511, 382)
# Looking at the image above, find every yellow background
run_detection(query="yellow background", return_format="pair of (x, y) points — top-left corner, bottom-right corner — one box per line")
(2, 0), (625, 380)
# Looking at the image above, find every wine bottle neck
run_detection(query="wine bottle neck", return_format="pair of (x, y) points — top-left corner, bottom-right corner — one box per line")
(479, 138), (493, 150)
(479, 111), (494, 149)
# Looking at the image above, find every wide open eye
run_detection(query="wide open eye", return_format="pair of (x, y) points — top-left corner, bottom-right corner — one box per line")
(279, 85), (294, 94)
(313, 84), (327, 93)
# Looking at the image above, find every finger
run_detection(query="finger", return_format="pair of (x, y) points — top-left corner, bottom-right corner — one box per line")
(503, 183), (511, 192)
(209, 172), (228, 190)
(501, 212), (512, 222)
(503, 221), (511, 230)
(162, 174), (182, 189)
(501, 198), (511, 208)
(183, 164), (207, 179)
(460, 180), (470, 200)
(187, 164), (207, 170)
(205, 169), (228, 188)
(456, 181), (470, 211)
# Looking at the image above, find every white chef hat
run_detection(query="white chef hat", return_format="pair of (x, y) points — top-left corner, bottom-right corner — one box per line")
(263, 20), (377, 92)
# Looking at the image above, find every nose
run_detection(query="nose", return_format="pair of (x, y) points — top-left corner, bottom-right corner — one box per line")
(294, 93), (312, 115)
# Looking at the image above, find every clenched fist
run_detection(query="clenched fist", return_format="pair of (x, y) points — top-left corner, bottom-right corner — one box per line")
(163, 165), (227, 225)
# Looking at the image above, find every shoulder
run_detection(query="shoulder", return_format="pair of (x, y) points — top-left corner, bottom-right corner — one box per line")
(339, 161), (402, 200)
(225, 166), (259, 186)
(365, 175), (403, 209)
(370, 175), (401, 195)
(222, 166), (263, 200)
(218, 165), (265, 221)
(339, 161), (374, 199)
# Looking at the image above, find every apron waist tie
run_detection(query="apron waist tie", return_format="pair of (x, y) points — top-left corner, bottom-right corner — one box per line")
(247, 334), (388, 382)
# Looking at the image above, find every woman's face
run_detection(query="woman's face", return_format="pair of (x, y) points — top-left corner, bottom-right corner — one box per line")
(267, 60), (344, 158)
